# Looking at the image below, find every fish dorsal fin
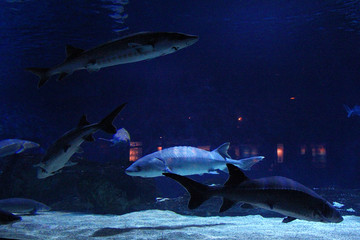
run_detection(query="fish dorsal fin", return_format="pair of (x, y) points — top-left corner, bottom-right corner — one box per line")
(78, 115), (90, 127)
(65, 45), (84, 60)
(224, 164), (249, 187)
(212, 142), (231, 159)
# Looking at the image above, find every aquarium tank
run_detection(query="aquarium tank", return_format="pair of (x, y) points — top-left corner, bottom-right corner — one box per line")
(0, 0), (359, 239)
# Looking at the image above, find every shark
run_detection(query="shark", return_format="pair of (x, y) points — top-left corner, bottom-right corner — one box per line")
(125, 143), (264, 178)
(163, 164), (343, 223)
(0, 198), (50, 215)
(34, 103), (126, 179)
(26, 31), (199, 87)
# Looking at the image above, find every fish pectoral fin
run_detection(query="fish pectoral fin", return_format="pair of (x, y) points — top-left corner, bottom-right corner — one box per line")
(220, 198), (237, 212)
(15, 146), (25, 154)
(207, 169), (220, 174)
(86, 59), (100, 72)
(83, 134), (95, 142)
(154, 157), (172, 173)
(164, 166), (173, 173)
(29, 208), (37, 215)
(282, 216), (297, 223)
(241, 203), (256, 209)
(63, 145), (71, 152)
(51, 169), (62, 175)
(56, 72), (69, 82)
(76, 147), (84, 153)
(65, 161), (78, 167)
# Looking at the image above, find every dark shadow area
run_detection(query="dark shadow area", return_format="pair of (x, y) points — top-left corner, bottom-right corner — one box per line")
(91, 223), (228, 237)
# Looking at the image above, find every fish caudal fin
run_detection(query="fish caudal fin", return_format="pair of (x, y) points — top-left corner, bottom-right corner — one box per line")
(163, 173), (212, 209)
(225, 156), (264, 170)
(343, 104), (353, 118)
(98, 103), (127, 134)
(25, 68), (50, 88)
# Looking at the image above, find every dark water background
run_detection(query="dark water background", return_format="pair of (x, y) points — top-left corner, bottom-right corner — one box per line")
(0, 0), (360, 200)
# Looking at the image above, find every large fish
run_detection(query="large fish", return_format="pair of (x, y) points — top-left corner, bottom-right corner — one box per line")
(125, 143), (264, 178)
(164, 164), (343, 223)
(34, 103), (126, 179)
(26, 31), (199, 87)
(0, 198), (50, 215)
(0, 139), (40, 158)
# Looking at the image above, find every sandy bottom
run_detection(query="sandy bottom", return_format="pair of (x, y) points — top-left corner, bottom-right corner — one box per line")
(0, 210), (358, 240)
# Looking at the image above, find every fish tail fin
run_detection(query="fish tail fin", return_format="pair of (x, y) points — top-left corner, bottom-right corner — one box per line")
(25, 67), (50, 88)
(343, 104), (353, 118)
(225, 156), (264, 170)
(163, 173), (213, 209)
(98, 103), (127, 134)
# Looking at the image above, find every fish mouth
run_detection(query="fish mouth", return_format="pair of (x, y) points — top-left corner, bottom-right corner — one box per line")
(125, 169), (136, 176)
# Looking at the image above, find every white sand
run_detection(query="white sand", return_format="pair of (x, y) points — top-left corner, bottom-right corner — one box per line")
(0, 210), (358, 240)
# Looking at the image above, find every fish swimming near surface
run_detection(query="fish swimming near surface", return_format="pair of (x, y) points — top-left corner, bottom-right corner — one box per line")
(0, 198), (50, 215)
(0, 139), (40, 158)
(344, 104), (360, 118)
(98, 127), (130, 146)
(26, 31), (199, 87)
(125, 143), (264, 178)
(34, 103), (127, 179)
(164, 164), (343, 223)
(0, 209), (21, 225)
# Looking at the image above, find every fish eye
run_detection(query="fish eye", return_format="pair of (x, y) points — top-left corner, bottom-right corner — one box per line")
(172, 47), (179, 51)
(136, 166), (141, 171)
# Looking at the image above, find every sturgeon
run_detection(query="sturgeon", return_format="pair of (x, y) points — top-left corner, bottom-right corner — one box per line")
(0, 198), (50, 215)
(164, 164), (343, 223)
(125, 143), (264, 177)
(26, 31), (198, 87)
(34, 103), (126, 179)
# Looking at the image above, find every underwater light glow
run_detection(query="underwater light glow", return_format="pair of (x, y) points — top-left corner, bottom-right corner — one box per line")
(277, 144), (284, 163)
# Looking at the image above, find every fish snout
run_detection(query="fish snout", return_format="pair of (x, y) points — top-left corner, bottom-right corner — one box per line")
(125, 167), (137, 176)
(185, 35), (199, 46)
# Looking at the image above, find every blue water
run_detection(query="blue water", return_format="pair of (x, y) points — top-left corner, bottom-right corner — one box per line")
(0, 0), (360, 238)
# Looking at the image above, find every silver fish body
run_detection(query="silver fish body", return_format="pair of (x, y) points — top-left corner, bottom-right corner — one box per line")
(125, 143), (264, 177)
(0, 198), (50, 214)
(0, 139), (39, 158)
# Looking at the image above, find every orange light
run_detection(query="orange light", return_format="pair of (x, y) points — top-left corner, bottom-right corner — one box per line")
(290, 97), (295, 100)
(157, 146), (162, 151)
(277, 144), (284, 163)
(238, 117), (243, 121)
